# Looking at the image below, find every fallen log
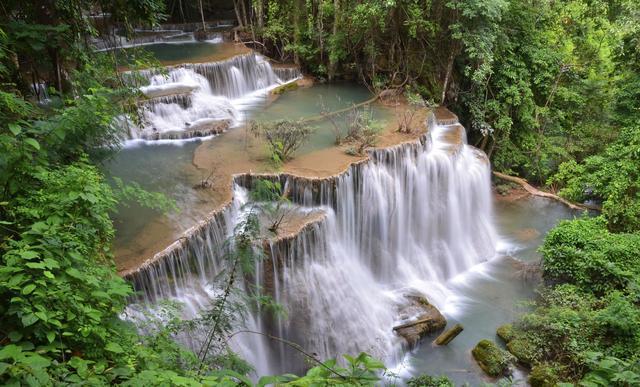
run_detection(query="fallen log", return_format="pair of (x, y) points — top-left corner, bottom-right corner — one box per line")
(493, 171), (600, 211)
(434, 323), (464, 345)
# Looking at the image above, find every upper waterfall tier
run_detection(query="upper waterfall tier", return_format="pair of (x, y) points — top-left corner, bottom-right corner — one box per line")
(127, 53), (301, 140)
(123, 110), (498, 375)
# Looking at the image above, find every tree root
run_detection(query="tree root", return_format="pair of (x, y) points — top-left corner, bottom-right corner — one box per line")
(493, 171), (600, 211)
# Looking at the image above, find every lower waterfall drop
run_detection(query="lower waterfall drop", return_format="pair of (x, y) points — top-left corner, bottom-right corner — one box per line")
(124, 113), (498, 377)
(262, 121), (497, 373)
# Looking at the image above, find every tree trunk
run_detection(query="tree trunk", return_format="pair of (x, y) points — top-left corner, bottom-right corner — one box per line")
(178, 0), (185, 23)
(328, 0), (339, 80)
(239, 0), (249, 29)
(255, 0), (264, 29)
(441, 49), (455, 104)
(292, 0), (301, 65)
(198, 0), (207, 32)
(233, 0), (244, 28)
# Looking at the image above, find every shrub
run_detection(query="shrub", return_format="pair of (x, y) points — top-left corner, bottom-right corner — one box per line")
(541, 217), (640, 295)
(249, 120), (313, 163)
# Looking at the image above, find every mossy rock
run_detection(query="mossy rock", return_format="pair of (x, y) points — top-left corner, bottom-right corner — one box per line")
(271, 82), (299, 95)
(506, 337), (536, 367)
(471, 339), (514, 377)
(529, 363), (561, 387)
(407, 374), (454, 387)
(496, 324), (516, 343)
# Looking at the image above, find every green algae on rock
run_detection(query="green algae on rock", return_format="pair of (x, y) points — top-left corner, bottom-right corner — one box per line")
(471, 339), (514, 377)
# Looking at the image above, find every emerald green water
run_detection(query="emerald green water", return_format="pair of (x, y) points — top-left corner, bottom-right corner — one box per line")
(252, 83), (393, 153)
(116, 41), (226, 64)
(106, 83), (388, 254)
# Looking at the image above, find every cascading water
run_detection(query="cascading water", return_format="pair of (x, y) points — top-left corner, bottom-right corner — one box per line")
(130, 53), (301, 140)
(124, 112), (498, 377)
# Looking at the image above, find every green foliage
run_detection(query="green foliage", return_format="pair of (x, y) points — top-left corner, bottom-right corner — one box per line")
(550, 126), (640, 232)
(507, 217), (640, 383)
(262, 352), (385, 386)
(407, 373), (455, 387)
(581, 352), (640, 387)
(541, 217), (640, 294)
(528, 363), (562, 387)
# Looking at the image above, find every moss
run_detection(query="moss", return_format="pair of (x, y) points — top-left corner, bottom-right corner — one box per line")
(472, 339), (514, 377)
(407, 374), (455, 387)
(271, 82), (299, 95)
(529, 363), (561, 387)
(506, 337), (536, 367)
(496, 324), (516, 343)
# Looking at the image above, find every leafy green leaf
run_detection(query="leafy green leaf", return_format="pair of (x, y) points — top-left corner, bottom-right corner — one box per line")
(22, 284), (36, 295)
(24, 138), (40, 150)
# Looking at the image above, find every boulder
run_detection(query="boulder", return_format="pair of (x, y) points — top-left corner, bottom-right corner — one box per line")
(393, 295), (446, 346)
(529, 363), (561, 387)
(496, 323), (516, 343)
(471, 339), (515, 377)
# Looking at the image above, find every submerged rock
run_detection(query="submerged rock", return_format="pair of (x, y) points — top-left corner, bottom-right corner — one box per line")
(514, 227), (541, 242)
(393, 295), (446, 346)
(471, 339), (514, 377)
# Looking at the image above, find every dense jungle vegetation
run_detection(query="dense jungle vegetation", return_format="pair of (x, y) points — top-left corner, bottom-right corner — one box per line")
(1, 0), (639, 386)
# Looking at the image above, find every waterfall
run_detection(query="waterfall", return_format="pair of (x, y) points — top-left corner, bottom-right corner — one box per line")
(260, 123), (496, 372)
(129, 54), (301, 140)
(124, 111), (498, 376)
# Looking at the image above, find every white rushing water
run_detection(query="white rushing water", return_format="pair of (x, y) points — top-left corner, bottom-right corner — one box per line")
(129, 53), (301, 141)
(125, 112), (498, 377)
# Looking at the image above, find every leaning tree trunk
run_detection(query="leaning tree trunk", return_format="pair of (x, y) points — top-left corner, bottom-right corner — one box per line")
(441, 50), (455, 104)
(198, 0), (207, 32)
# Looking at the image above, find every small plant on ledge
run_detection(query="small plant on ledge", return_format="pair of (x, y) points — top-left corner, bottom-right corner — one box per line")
(249, 119), (313, 165)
